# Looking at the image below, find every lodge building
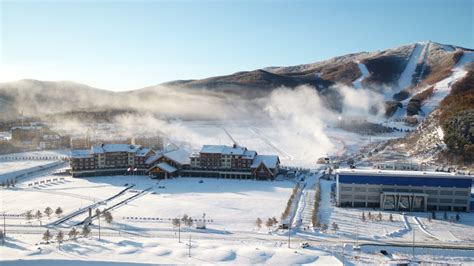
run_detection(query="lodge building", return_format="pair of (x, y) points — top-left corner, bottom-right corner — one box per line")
(336, 169), (473, 212)
(70, 143), (280, 180)
(70, 144), (154, 177)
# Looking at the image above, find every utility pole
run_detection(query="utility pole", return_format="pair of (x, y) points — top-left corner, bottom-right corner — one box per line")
(98, 212), (101, 241)
(288, 222), (291, 248)
(3, 212), (6, 238)
(188, 234), (191, 257)
(412, 225), (415, 262)
(178, 216), (181, 243)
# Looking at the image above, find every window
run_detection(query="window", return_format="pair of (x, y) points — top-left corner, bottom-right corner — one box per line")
(439, 190), (453, 195)
(427, 198), (437, 203)
(340, 187), (352, 191)
(455, 191), (468, 196)
(341, 194), (352, 199)
(425, 190), (438, 195)
(368, 188), (379, 192)
(454, 199), (467, 204)
(439, 198), (452, 204)
(354, 195), (366, 200)
(354, 187), (366, 192)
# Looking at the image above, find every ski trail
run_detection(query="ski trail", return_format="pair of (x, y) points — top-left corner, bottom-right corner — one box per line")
(352, 61), (370, 89)
(398, 43), (425, 91)
(415, 41), (431, 86)
(421, 51), (474, 115)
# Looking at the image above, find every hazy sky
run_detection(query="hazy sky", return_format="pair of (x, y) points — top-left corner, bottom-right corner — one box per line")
(1, 0), (472, 91)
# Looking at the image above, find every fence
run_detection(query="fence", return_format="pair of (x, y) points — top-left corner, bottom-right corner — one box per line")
(122, 216), (214, 223)
(27, 177), (66, 188)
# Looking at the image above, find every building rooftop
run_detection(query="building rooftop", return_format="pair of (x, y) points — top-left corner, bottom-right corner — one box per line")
(92, 144), (142, 154)
(337, 168), (473, 180)
(251, 155), (279, 169)
(71, 149), (93, 158)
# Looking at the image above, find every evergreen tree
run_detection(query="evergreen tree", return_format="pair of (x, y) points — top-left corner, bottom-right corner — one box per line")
(44, 207), (53, 218)
(55, 207), (63, 218)
(455, 214), (461, 222)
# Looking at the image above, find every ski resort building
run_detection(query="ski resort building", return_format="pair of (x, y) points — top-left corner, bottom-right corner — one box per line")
(336, 169), (473, 212)
(70, 143), (280, 180)
(186, 144), (280, 180)
(70, 144), (155, 177)
(146, 149), (190, 179)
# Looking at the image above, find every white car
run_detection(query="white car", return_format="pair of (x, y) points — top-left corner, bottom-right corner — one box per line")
(300, 242), (310, 248)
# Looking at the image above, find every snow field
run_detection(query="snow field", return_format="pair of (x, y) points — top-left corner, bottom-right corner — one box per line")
(1, 232), (342, 265)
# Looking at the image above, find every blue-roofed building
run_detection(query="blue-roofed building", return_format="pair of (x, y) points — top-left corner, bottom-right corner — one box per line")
(336, 169), (472, 212)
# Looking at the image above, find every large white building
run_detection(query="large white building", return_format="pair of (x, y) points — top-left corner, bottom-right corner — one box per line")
(336, 169), (473, 212)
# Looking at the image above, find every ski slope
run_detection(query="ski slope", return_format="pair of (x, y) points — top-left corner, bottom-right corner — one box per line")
(352, 61), (370, 89)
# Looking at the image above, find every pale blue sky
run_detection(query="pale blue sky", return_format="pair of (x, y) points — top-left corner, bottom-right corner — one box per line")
(1, 0), (472, 91)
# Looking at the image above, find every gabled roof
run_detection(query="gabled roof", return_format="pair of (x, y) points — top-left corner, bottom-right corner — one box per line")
(155, 162), (177, 173)
(146, 149), (190, 165)
(163, 149), (190, 165)
(251, 155), (280, 169)
(145, 151), (164, 165)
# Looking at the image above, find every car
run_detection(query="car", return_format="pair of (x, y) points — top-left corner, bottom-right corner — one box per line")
(380, 250), (389, 256)
(300, 242), (310, 248)
(198, 180), (204, 183)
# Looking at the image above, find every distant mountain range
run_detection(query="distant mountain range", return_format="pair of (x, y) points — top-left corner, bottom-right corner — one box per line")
(1, 41), (471, 122)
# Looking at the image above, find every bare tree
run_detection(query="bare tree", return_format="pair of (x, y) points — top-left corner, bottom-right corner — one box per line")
(56, 231), (64, 250)
(377, 212), (383, 222)
(332, 222), (339, 233)
(26, 210), (34, 223)
(172, 218), (180, 228)
(44, 207), (53, 218)
(103, 211), (113, 224)
(0, 229), (4, 244)
(186, 217), (194, 227)
(68, 227), (78, 240)
(389, 213), (394, 222)
(255, 218), (262, 229)
(43, 229), (52, 243)
(55, 207), (63, 218)
(321, 223), (328, 233)
(35, 210), (42, 221)
(265, 218), (274, 230)
(82, 225), (91, 237)
(361, 212), (366, 222)
(271, 216), (278, 226)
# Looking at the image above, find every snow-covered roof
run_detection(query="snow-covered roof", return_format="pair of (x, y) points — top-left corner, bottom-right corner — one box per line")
(92, 144), (142, 154)
(200, 145), (227, 154)
(135, 147), (152, 157)
(200, 145), (254, 157)
(145, 151), (164, 165)
(156, 162), (177, 173)
(71, 149), (93, 158)
(243, 150), (257, 159)
(251, 155), (279, 169)
(163, 149), (190, 165)
(336, 169), (473, 179)
(145, 149), (190, 165)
